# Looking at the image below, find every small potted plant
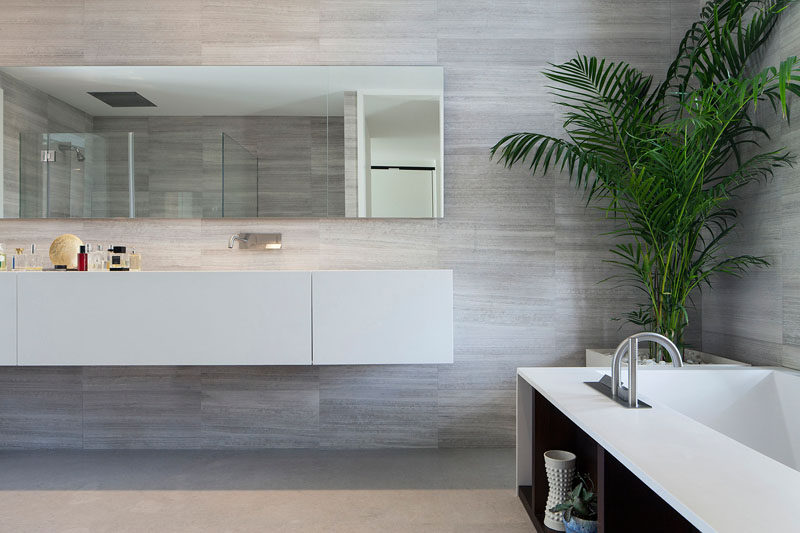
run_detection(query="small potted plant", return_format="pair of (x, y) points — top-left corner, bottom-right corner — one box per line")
(549, 473), (598, 533)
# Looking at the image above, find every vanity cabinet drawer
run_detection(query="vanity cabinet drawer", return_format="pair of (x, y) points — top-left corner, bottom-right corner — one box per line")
(312, 270), (453, 365)
(17, 272), (312, 365)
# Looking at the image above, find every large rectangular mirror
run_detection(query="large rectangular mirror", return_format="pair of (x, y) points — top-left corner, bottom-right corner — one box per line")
(0, 66), (444, 219)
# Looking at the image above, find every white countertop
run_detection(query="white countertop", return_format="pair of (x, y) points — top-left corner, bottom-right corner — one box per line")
(518, 367), (800, 533)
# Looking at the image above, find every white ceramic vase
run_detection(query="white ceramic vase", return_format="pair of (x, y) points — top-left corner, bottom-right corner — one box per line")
(543, 449), (577, 531)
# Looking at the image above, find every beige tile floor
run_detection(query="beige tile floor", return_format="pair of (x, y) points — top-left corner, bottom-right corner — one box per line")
(0, 449), (534, 532)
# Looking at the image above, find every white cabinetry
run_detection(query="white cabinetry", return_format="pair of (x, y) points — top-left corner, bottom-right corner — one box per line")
(4, 270), (452, 366)
(17, 272), (312, 365)
(0, 275), (16, 365)
(312, 270), (453, 364)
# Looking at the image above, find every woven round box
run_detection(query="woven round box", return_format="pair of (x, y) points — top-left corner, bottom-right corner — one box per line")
(49, 234), (83, 269)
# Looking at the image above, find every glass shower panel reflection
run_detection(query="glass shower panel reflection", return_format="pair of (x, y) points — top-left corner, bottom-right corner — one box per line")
(222, 133), (258, 217)
(49, 133), (100, 218)
(18, 133), (48, 218)
(18, 132), (133, 218)
(92, 131), (134, 218)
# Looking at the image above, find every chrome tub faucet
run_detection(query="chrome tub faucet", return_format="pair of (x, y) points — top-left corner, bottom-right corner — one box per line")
(611, 332), (683, 407)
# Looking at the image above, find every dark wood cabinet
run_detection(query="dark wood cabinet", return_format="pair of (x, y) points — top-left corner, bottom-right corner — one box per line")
(518, 389), (700, 533)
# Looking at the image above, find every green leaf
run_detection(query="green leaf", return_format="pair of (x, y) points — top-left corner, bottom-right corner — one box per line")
(491, 0), (796, 346)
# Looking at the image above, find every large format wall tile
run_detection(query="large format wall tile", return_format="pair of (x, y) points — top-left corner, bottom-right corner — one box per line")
(201, 367), (319, 448)
(0, 368), (83, 448)
(437, 389), (515, 448)
(0, 1), (84, 65)
(436, 1), (552, 40)
(83, 367), (202, 449)
(777, 126), (800, 363)
(0, 0), (708, 448)
(318, 0), (437, 64)
(78, 218), (204, 271)
(201, 0), (321, 64)
(319, 366), (438, 448)
(83, 0), (202, 64)
(702, 119), (792, 364)
(781, 345), (800, 371)
(318, 218), (439, 270)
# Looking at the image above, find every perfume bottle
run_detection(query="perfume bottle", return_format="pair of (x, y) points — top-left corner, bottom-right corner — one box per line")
(11, 248), (24, 271)
(77, 245), (88, 272)
(109, 246), (129, 271)
(90, 244), (104, 271)
(26, 244), (42, 271)
(129, 249), (142, 272)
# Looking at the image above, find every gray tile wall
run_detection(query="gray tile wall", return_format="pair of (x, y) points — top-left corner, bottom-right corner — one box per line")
(0, 0), (701, 448)
(343, 91), (358, 217)
(1, 72), (94, 217)
(701, 5), (800, 371)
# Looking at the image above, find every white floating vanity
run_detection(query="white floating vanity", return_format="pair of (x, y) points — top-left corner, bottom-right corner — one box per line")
(2, 270), (453, 366)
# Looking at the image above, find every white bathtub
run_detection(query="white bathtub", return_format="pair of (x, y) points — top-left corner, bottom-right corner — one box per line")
(634, 368), (800, 471)
(519, 366), (800, 532)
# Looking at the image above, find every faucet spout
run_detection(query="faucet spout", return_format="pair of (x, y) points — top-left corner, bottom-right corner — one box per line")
(228, 234), (248, 249)
(610, 332), (683, 408)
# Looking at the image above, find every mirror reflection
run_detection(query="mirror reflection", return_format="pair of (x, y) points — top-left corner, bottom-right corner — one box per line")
(363, 95), (442, 217)
(0, 66), (444, 219)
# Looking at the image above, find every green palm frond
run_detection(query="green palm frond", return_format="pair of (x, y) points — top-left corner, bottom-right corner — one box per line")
(491, 0), (798, 347)
(491, 56), (660, 200)
(661, 0), (792, 104)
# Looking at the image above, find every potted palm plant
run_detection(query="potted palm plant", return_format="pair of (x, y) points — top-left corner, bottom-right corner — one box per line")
(492, 0), (800, 358)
